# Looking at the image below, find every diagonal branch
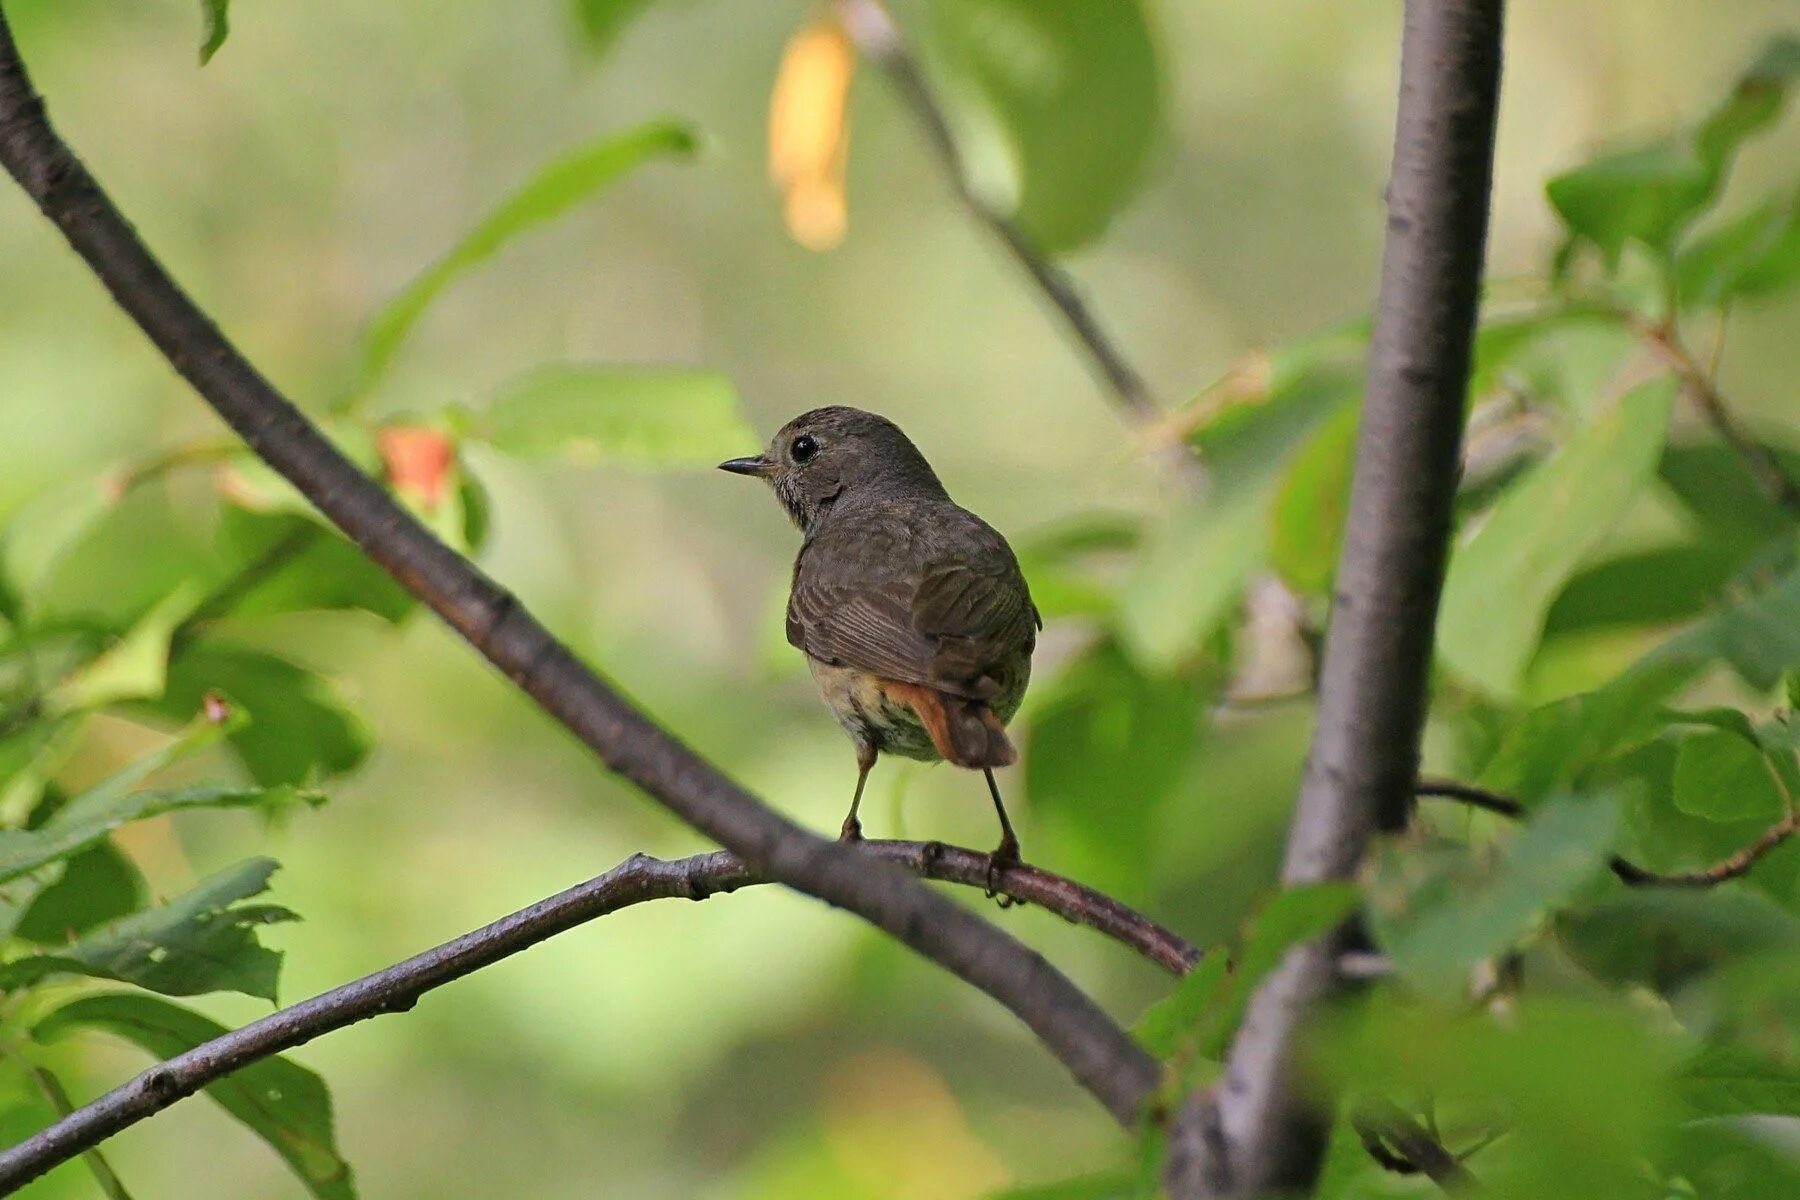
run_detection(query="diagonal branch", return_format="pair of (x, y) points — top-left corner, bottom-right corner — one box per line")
(831, 0), (1162, 428)
(1164, 2), (1506, 1195)
(0, 840), (1197, 1191)
(0, 0), (1157, 1146)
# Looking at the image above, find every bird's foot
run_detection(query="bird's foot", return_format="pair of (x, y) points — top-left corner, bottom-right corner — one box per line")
(838, 815), (864, 843)
(985, 836), (1023, 907)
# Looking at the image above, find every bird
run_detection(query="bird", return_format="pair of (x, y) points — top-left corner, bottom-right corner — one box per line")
(720, 406), (1041, 879)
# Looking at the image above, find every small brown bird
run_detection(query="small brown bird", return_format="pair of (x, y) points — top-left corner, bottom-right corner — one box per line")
(721, 406), (1040, 873)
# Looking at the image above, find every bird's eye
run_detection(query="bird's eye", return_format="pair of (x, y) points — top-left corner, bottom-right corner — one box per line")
(791, 434), (820, 463)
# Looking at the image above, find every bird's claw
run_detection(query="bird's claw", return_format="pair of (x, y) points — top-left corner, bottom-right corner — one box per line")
(985, 837), (1022, 907)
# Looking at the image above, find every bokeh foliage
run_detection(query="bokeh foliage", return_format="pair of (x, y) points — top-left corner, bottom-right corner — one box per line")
(0, 1), (1797, 1197)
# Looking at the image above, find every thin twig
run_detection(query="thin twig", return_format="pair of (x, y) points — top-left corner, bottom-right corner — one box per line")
(0, 840), (1195, 1190)
(1417, 780), (1798, 887)
(830, 0), (1165, 428)
(0, 1), (1158, 1144)
(1354, 1102), (1478, 1193)
(1609, 308), (1800, 515)
(1413, 778), (1523, 818)
(102, 437), (240, 500)
(1164, 4), (1506, 1195)
(1606, 812), (1797, 887)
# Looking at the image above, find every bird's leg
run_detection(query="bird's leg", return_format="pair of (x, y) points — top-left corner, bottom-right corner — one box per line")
(983, 768), (1023, 900)
(839, 745), (876, 842)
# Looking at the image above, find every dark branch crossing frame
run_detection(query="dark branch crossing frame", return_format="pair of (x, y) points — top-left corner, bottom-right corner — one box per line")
(0, 4), (1164, 1187)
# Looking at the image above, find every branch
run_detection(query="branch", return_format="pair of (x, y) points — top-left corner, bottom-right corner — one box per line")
(0, 840), (1196, 1191)
(0, 0), (1158, 1144)
(830, 0), (1162, 428)
(1164, 3), (1505, 1195)
(1419, 780), (1798, 887)
(1638, 320), (1800, 515)
(1413, 777), (1523, 818)
(1354, 1103), (1479, 1194)
(1608, 812), (1799, 886)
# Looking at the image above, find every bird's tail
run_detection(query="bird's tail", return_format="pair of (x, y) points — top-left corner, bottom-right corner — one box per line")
(882, 681), (1018, 769)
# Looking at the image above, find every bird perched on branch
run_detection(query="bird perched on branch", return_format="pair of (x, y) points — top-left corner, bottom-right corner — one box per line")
(720, 406), (1040, 880)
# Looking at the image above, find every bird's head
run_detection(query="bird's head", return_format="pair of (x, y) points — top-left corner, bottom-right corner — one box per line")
(719, 406), (947, 532)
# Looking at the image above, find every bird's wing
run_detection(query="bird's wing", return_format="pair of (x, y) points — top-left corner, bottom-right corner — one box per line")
(786, 512), (1036, 697)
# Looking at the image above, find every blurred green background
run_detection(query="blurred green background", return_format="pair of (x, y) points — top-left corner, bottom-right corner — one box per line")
(1, 0), (1798, 1196)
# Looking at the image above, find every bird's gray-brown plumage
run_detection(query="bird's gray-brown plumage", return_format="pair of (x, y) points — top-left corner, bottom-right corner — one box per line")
(720, 406), (1039, 870)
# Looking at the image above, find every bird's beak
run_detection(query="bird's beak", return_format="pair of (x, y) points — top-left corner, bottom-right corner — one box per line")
(717, 455), (774, 478)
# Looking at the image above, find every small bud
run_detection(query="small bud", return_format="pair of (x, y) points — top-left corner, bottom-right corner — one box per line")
(378, 427), (456, 512)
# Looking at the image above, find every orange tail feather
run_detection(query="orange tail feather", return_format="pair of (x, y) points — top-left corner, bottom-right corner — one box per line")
(880, 680), (1017, 768)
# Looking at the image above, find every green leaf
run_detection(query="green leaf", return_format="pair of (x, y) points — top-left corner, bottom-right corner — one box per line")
(14, 840), (144, 943)
(1268, 400), (1358, 596)
(359, 121), (698, 387)
(1024, 640), (1205, 895)
(1547, 36), (1800, 263)
(0, 726), (311, 886)
(475, 366), (754, 467)
(1660, 560), (1800, 690)
(1123, 361), (1357, 668)
(1663, 1115), (1800, 1200)
(199, 0), (229, 64)
(147, 643), (370, 788)
(1013, 514), (1139, 621)
(1548, 143), (1721, 264)
(1676, 192), (1800, 307)
(1672, 728), (1787, 823)
(1371, 794), (1621, 995)
(0, 716), (82, 833)
(1678, 1047), (1800, 1119)
(1208, 882), (1360, 1055)
(1316, 1000), (1673, 1200)
(1660, 440), (1800, 544)
(570, 0), (658, 56)
(23, 486), (220, 630)
(1117, 488), (1264, 671)
(1542, 542), (1756, 637)
(214, 510), (414, 624)
(1475, 657), (1697, 804)
(1557, 888), (1800, 993)
(0, 858), (296, 1000)
(1437, 380), (1674, 698)
(1137, 883), (1358, 1064)
(1133, 951), (1229, 1059)
(927, 0), (1160, 253)
(984, 1171), (1137, 1200)
(42, 584), (203, 715)
(37, 993), (355, 1198)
